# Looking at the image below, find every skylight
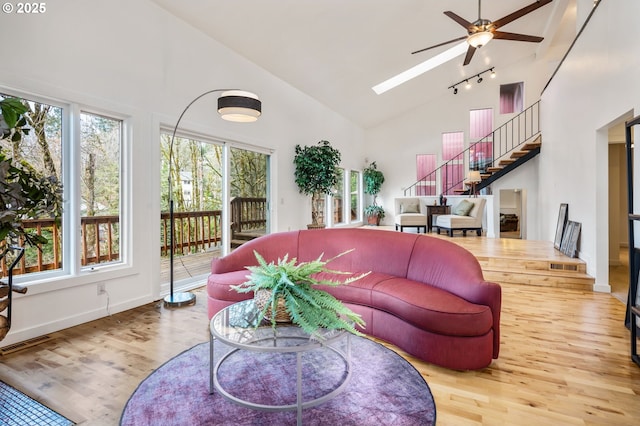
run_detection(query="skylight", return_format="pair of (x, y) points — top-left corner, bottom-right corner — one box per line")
(372, 42), (468, 95)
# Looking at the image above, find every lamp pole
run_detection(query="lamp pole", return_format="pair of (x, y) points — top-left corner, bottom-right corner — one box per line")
(164, 89), (261, 308)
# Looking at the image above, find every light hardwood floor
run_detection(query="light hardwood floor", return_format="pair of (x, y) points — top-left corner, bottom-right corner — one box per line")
(1, 242), (639, 425)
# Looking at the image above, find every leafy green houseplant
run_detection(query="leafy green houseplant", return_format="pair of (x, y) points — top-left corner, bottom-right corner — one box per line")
(363, 161), (385, 225)
(293, 140), (341, 228)
(231, 249), (368, 338)
(0, 97), (63, 248)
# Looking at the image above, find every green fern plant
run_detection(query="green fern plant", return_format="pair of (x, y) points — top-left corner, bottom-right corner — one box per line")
(231, 249), (368, 338)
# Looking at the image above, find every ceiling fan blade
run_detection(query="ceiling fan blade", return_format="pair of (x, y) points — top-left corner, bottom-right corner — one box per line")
(492, 31), (544, 43)
(411, 36), (467, 55)
(492, 0), (553, 29)
(444, 11), (473, 29)
(463, 46), (477, 66)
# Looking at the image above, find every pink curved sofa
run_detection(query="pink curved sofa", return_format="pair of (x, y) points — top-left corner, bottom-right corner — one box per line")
(207, 228), (501, 370)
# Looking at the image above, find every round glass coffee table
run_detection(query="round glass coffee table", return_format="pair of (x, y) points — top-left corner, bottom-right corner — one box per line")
(209, 299), (352, 425)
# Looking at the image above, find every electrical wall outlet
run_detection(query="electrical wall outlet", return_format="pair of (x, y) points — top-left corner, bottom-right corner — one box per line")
(97, 283), (106, 295)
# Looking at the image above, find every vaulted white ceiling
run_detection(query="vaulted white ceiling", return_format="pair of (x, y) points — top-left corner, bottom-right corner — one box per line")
(150, 0), (577, 128)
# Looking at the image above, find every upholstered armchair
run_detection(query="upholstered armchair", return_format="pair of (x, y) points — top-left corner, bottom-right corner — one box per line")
(394, 197), (428, 233)
(435, 197), (486, 237)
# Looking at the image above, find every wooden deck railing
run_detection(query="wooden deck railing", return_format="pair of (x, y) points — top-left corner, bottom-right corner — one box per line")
(160, 210), (223, 256)
(230, 197), (267, 234)
(1, 197), (267, 278)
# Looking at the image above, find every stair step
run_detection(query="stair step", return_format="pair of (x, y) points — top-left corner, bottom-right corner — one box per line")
(483, 269), (593, 291)
(523, 141), (542, 150)
(486, 167), (502, 173)
(511, 151), (529, 158)
(477, 256), (587, 274)
(481, 173), (491, 179)
(499, 159), (515, 166)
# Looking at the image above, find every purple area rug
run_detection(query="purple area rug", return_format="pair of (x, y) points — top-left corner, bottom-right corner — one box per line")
(120, 336), (436, 425)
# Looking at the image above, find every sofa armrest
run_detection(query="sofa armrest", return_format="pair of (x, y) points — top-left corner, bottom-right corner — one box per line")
(458, 280), (502, 358)
(406, 235), (501, 357)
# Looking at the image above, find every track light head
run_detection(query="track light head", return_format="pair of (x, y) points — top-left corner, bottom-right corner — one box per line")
(477, 77), (483, 83)
(490, 68), (496, 78)
(453, 87), (458, 94)
(465, 80), (471, 89)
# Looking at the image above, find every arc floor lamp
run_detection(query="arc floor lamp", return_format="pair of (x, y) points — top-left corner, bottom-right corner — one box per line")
(164, 89), (262, 308)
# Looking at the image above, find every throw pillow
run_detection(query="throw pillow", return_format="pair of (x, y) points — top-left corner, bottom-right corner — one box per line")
(400, 200), (420, 213)
(453, 199), (474, 216)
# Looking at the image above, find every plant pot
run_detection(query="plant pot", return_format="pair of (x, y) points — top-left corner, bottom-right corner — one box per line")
(0, 316), (8, 341)
(254, 289), (291, 323)
(367, 215), (380, 226)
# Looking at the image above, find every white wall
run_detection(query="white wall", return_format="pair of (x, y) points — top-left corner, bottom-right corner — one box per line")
(539, 0), (640, 290)
(0, 0), (365, 346)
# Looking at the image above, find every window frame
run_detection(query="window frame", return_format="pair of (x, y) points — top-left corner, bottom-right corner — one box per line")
(1, 87), (132, 285)
(77, 108), (128, 272)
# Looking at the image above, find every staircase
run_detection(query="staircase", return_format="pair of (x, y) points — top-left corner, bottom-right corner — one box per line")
(462, 134), (542, 195)
(477, 249), (595, 291)
(404, 100), (541, 197)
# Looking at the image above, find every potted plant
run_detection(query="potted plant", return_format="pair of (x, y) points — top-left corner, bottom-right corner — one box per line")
(1, 97), (62, 341)
(363, 161), (385, 225)
(231, 249), (368, 337)
(0, 97), (63, 248)
(293, 140), (341, 228)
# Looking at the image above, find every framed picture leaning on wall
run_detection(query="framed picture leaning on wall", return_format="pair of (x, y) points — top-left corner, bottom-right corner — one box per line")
(554, 203), (568, 250)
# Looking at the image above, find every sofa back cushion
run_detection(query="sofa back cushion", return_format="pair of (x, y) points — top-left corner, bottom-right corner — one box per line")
(406, 235), (485, 294)
(394, 197), (424, 215)
(297, 228), (418, 278)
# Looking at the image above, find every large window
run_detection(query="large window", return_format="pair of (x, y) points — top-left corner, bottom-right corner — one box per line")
(441, 132), (464, 195)
(350, 170), (360, 222)
(333, 168), (345, 225)
(1, 92), (125, 279)
(469, 108), (493, 172)
(416, 154), (436, 195)
(160, 133), (224, 276)
(500, 82), (524, 114)
(80, 112), (122, 267)
(159, 133), (270, 282)
(327, 168), (362, 226)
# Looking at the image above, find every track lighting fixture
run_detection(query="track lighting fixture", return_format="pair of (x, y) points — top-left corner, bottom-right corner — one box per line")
(447, 67), (495, 95)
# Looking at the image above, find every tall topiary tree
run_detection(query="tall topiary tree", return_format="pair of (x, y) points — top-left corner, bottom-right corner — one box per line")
(293, 140), (341, 228)
(363, 161), (385, 225)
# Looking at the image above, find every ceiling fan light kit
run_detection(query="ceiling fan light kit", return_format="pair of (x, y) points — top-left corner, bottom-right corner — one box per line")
(467, 30), (494, 48)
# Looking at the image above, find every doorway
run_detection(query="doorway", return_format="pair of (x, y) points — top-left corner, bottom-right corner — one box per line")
(609, 122), (632, 304)
(160, 133), (271, 285)
(499, 189), (523, 239)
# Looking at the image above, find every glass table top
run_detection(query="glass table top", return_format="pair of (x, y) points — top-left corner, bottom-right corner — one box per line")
(210, 299), (348, 352)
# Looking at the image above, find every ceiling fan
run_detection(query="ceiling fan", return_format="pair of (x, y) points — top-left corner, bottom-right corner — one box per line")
(412, 0), (553, 66)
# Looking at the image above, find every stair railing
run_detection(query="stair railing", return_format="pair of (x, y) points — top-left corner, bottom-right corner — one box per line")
(404, 100), (540, 196)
